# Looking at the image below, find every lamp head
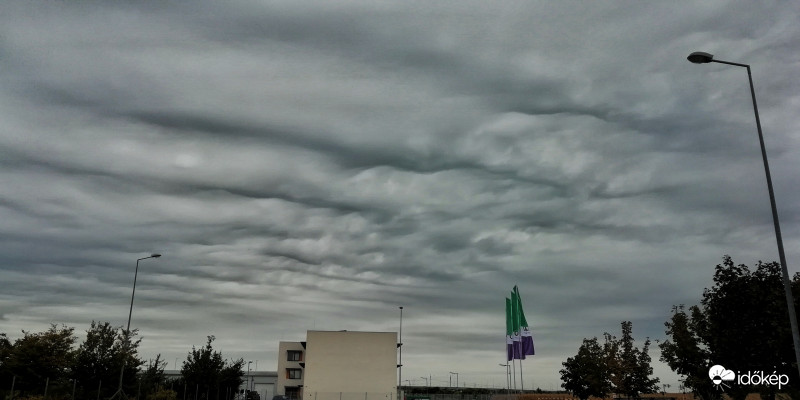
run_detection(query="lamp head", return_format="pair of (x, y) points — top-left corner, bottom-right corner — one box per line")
(688, 51), (714, 64)
(151, 254), (162, 258)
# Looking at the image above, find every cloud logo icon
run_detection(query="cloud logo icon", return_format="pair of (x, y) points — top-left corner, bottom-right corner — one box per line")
(708, 365), (735, 386)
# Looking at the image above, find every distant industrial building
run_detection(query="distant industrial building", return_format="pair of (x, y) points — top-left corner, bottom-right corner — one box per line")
(164, 370), (277, 400)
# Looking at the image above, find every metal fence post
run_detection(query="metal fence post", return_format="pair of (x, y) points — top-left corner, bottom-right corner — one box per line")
(44, 377), (49, 398)
(10, 376), (15, 400)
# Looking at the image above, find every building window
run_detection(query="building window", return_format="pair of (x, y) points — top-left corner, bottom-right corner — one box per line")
(285, 388), (300, 400)
(287, 350), (303, 361)
(287, 368), (302, 379)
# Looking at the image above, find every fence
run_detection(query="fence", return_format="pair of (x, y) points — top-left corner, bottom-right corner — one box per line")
(305, 392), (394, 400)
(402, 394), (497, 400)
(2, 376), (79, 400)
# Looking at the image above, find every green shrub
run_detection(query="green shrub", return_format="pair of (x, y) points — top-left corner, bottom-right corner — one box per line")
(147, 388), (178, 400)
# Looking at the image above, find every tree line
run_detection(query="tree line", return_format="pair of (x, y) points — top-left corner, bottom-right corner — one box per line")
(559, 256), (800, 400)
(0, 322), (245, 400)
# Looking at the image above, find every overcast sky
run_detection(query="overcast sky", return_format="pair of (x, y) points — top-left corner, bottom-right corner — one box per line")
(2, 0), (800, 391)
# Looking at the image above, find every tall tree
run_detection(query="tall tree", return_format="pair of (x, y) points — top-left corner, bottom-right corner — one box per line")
(559, 337), (612, 400)
(560, 322), (658, 399)
(1, 325), (77, 396)
(659, 305), (721, 400)
(72, 321), (143, 399)
(0, 333), (13, 395)
(140, 354), (169, 399)
(660, 256), (800, 400)
(609, 321), (660, 397)
(706, 257), (797, 400)
(220, 359), (246, 399)
(180, 336), (244, 400)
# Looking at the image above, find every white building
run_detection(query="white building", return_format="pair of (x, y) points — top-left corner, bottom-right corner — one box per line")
(276, 331), (398, 400)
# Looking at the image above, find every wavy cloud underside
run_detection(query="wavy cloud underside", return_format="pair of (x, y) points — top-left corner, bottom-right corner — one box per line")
(1, 0), (800, 390)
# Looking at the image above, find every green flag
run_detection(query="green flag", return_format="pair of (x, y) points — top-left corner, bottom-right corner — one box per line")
(510, 290), (521, 333)
(514, 285), (535, 356)
(510, 289), (522, 359)
(505, 297), (513, 336)
(514, 285), (529, 327)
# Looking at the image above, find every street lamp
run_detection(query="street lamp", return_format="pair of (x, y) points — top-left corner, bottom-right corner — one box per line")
(398, 307), (403, 394)
(248, 361), (253, 395)
(111, 253), (162, 399)
(688, 51), (800, 378)
(499, 364), (510, 394)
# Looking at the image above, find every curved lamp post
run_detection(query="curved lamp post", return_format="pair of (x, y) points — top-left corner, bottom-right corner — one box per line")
(112, 253), (162, 399)
(688, 51), (800, 378)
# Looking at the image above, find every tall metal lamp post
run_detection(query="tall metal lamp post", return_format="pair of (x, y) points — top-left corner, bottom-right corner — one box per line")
(111, 253), (162, 399)
(687, 51), (800, 378)
(247, 361), (253, 396)
(398, 307), (404, 399)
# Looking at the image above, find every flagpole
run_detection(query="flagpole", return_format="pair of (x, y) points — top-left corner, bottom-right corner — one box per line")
(506, 364), (511, 396)
(512, 358), (516, 391)
(513, 286), (535, 393)
(507, 364), (511, 395)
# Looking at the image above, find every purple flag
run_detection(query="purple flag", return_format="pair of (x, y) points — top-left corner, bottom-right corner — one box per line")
(522, 328), (535, 356)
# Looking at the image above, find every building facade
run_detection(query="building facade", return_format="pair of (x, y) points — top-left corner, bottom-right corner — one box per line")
(277, 341), (307, 400)
(276, 331), (398, 400)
